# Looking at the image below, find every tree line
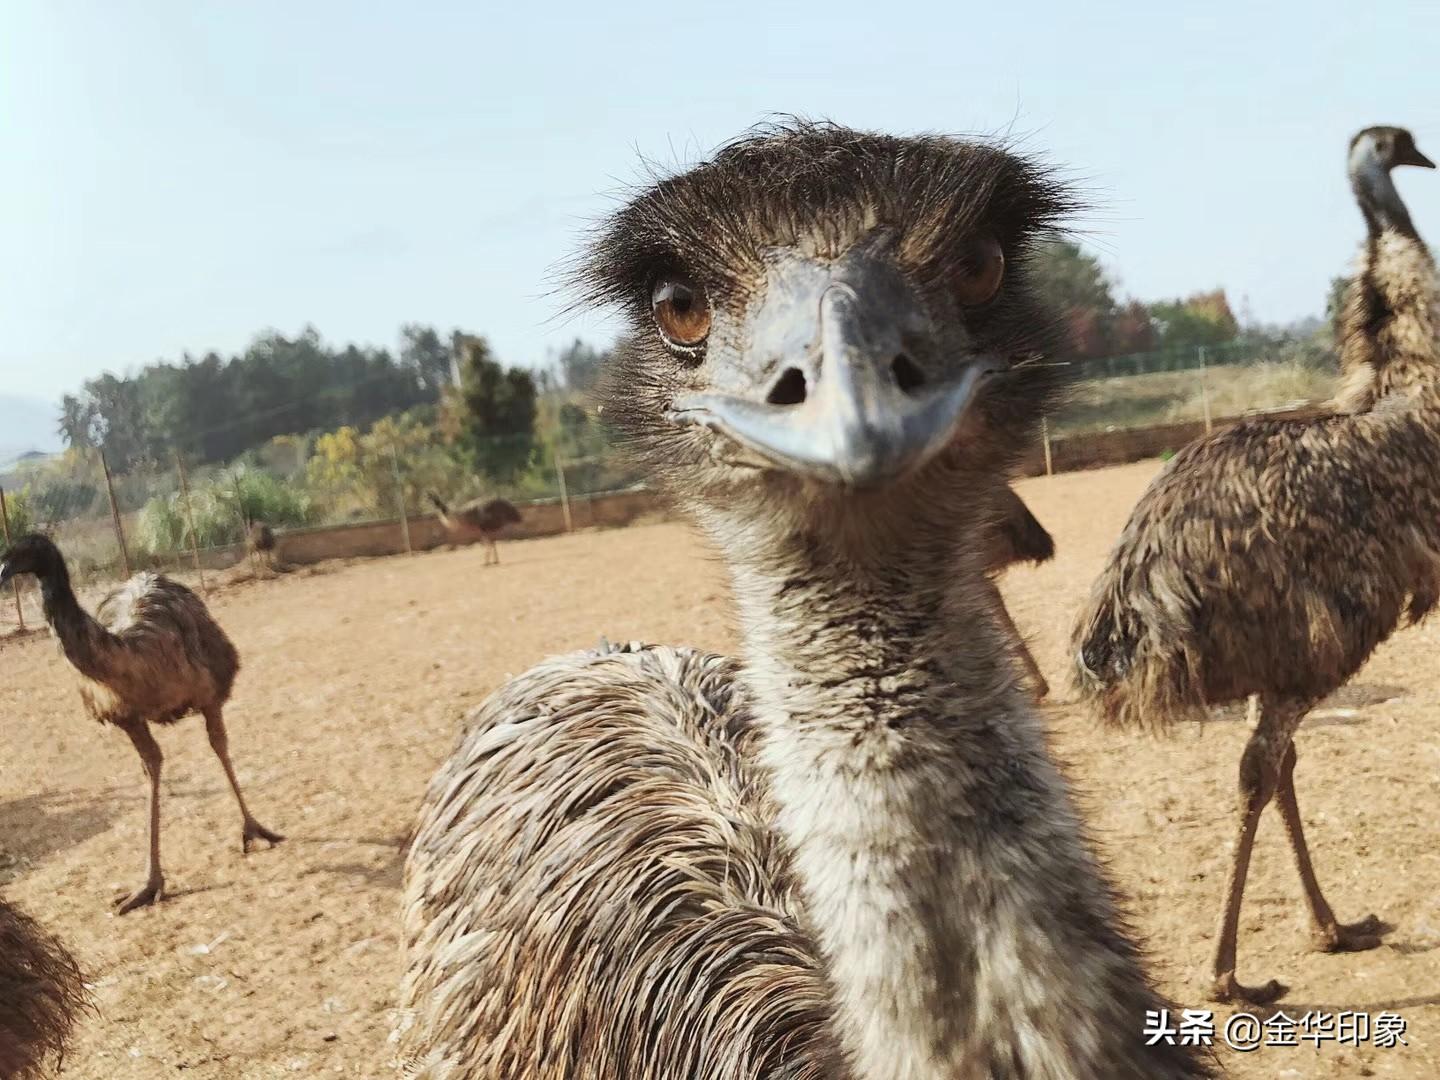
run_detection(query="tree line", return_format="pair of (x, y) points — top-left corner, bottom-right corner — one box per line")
(53, 243), (1333, 478)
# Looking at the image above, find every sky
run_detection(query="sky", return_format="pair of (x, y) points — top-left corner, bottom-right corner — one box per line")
(4, 0), (1439, 420)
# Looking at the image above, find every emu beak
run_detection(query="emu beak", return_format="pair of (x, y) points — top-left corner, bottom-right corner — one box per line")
(669, 263), (995, 487)
(1402, 146), (1437, 169)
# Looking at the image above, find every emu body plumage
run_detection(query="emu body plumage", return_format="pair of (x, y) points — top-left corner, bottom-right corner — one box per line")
(1073, 125), (1438, 1004)
(0, 898), (86, 1078)
(397, 123), (1209, 1079)
(0, 534), (284, 913)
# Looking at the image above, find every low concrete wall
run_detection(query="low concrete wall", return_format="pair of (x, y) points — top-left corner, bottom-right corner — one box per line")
(203, 487), (670, 569)
(1017, 405), (1324, 477)
(192, 405), (1320, 570)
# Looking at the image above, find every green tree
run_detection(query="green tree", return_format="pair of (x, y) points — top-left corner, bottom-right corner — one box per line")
(1149, 290), (1239, 349)
(400, 324), (453, 396)
(1030, 241), (1119, 359)
(448, 334), (537, 482)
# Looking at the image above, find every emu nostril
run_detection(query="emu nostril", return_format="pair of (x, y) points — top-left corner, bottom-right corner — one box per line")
(891, 354), (927, 395)
(767, 368), (808, 406)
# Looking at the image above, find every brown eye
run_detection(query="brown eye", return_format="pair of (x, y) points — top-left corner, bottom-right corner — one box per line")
(956, 235), (1005, 307)
(651, 275), (712, 348)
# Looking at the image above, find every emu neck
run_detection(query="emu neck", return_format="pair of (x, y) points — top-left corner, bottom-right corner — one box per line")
(36, 567), (113, 683)
(1351, 156), (1420, 241)
(708, 497), (1154, 1079)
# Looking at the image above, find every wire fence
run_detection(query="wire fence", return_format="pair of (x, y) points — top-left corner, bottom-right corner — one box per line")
(1, 334), (1340, 632)
(1051, 336), (1337, 438)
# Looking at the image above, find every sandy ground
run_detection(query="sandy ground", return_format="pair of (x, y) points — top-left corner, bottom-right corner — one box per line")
(3, 459), (1438, 1078)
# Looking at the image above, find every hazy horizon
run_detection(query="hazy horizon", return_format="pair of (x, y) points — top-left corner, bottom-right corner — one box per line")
(5, 1), (1438, 414)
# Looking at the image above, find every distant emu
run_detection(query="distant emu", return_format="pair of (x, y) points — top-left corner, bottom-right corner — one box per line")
(0, 534), (284, 913)
(424, 491), (521, 565)
(1073, 125), (1437, 1004)
(0, 896), (87, 1077)
(985, 484), (1055, 699)
(245, 520), (278, 572)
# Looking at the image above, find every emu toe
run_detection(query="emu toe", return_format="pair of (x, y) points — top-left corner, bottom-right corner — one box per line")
(115, 877), (164, 915)
(242, 820), (285, 853)
(1211, 970), (1286, 1006)
(1313, 914), (1385, 953)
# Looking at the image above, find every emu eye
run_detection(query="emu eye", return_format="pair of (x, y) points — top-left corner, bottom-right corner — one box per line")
(955, 235), (1005, 307)
(651, 276), (712, 349)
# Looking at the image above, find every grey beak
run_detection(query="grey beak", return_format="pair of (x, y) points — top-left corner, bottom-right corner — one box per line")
(669, 281), (993, 486)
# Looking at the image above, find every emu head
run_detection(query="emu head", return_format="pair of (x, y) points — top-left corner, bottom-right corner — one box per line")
(579, 123), (1074, 532)
(1350, 126), (1435, 174)
(0, 533), (65, 589)
(1349, 125), (1435, 239)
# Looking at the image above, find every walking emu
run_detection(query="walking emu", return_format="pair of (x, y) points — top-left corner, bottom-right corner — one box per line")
(395, 124), (1210, 1080)
(1073, 125), (1437, 1005)
(986, 483), (1055, 698)
(0, 898), (86, 1078)
(246, 520), (278, 572)
(0, 534), (285, 913)
(424, 491), (521, 565)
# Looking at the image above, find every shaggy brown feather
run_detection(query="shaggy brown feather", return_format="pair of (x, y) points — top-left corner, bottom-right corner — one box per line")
(397, 643), (836, 1079)
(0, 898), (87, 1079)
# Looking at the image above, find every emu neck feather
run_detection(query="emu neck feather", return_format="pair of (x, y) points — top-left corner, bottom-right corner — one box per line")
(715, 509), (1161, 1080)
(38, 569), (116, 684)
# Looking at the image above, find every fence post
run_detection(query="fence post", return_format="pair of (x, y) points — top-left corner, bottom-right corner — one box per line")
(554, 451), (574, 532)
(0, 486), (24, 631)
(1198, 345), (1213, 434)
(1041, 418), (1054, 477)
(99, 449), (133, 579)
(175, 452), (207, 596)
(391, 443), (413, 555)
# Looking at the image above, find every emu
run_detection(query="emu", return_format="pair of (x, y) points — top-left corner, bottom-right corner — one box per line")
(0, 897), (87, 1078)
(424, 491), (521, 565)
(985, 483), (1055, 699)
(245, 520), (278, 572)
(0, 534), (285, 914)
(1073, 125), (1437, 1004)
(394, 124), (1210, 1079)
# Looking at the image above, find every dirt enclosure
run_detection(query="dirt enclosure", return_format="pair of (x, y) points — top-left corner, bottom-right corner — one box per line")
(3, 459), (1438, 1078)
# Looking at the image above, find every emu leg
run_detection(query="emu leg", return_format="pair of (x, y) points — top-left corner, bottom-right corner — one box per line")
(203, 707), (284, 853)
(487, 536), (500, 566)
(116, 721), (165, 914)
(1210, 696), (1296, 1004)
(1275, 742), (1383, 952)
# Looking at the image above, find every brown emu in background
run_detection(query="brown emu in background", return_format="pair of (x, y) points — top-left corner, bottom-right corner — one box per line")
(0, 534), (285, 914)
(1073, 126), (1437, 1005)
(246, 520), (278, 572)
(424, 491), (521, 565)
(395, 124), (1210, 1080)
(0, 898), (87, 1078)
(985, 484), (1055, 698)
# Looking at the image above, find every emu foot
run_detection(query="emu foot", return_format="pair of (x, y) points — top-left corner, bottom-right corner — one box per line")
(115, 876), (164, 915)
(1211, 970), (1286, 1005)
(1313, 914), (1385, 953)
(242, 819), (285, 854)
